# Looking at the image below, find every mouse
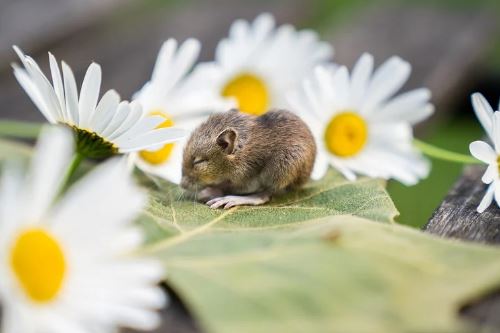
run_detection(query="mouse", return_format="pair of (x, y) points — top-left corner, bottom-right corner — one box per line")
(180, 109), (316, 209)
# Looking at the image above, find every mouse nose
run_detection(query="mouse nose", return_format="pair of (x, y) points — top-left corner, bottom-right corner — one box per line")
(180, 176), (190, 189)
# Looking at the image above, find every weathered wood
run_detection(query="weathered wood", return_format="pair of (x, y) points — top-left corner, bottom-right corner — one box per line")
(425, 165), (500, 332)
(425, 165), (500, 243)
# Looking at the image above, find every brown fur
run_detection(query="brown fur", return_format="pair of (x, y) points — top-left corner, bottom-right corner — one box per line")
(181, 109), (316, 198)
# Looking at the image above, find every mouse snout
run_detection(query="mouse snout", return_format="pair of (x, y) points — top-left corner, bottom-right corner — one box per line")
(180, 175), (195, 190)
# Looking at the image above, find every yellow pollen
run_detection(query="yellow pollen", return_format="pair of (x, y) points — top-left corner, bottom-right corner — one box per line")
(324, 111), (368, 157)
(10, 228), (66, 303)
(139, 110), (175, 165)
(222, 73), (270, 116)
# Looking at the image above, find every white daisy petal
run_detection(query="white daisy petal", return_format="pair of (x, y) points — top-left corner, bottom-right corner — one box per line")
(90, 89), (121, 133)
(493, 111), (500, 154)
(62, 61), (80, 125)
(363, 56), (411, 112)
(108, 101), (144, 141)
(100, 101), (131, 138)
(471, 93), (494, 140)
(23, 126), (74, 222)
(310, 151), (329, 180)
(12, 64), (56, 123)
(115, 116), (164, 143)
(350, 53), (374, 106)
(151, 39), (177, 84)
(469, 140), (496, 164)
(478, 183), (495, 213)
(377, 88), (433, 124)
(482, 164), (497, 184)
(118, 127), (186, 152)
(49, 53), (66, 120)
(78, 63), (102, 128)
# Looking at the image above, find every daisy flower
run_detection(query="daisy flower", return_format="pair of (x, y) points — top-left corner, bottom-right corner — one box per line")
(194, 12), (333, 116)
(12, 46), (186, 159)
(469, 93), (500, 213)
(0, 126), (166, 333)
(131, 38), (233, 184)
(288, 53), (434, 185)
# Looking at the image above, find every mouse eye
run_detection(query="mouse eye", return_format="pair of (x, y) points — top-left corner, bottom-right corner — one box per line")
(193, 158), (207, 166)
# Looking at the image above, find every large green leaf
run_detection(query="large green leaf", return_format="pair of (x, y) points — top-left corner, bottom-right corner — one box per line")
(141, 215), (500, 333)
(139, 170), (398, 245)
(138, 172), (500, 333)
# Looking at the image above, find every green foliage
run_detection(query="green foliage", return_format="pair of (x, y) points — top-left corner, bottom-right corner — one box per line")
(138, 171), (500, 333)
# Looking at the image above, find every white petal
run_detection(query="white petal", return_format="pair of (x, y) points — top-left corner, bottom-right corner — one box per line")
(363, 56), (411, 112)
(24, 57), (63, 119)
(100, 101), (131, 138)
(482, 164), (497, 184)
(23, 126), (74, 222)
(51, 158), (146, 250)
(377, 88), (434, 124)
(471, 93), (494, 140)
(164, 39), (201, 93)
(493, 111), (500, 154)
(114, 116), (166, 144)
(151, 38), (177, 83)
(477, 183), (495, 213)
(118, 127), (187, 152)
(350, 53), (374, 106)
(329, 157), (357, 181)
(108, 101), (144, 141)
(91, 90), (121, 133)
(78, 63), (102, 128)
(311, 151), (329, 180)
(12, 65), (56, 123)
(62, 62), (80, 125)
(132, 141), (184, 184)
(331, 66), (350, 108)
(469, 140), (496, 164)
(49, 53), (66, 121)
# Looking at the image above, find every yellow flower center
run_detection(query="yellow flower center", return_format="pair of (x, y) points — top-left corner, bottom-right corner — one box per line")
(222, 73), (270, 116)
(324, 111), (368, 157)
(139, 110), (175, 165)
(10, 228), (66, 303)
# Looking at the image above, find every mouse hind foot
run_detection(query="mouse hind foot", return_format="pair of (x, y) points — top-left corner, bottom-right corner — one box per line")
(207, 192), (270, 209)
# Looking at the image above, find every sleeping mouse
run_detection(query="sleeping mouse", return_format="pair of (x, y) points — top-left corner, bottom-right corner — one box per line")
(180, 109), (316, 209)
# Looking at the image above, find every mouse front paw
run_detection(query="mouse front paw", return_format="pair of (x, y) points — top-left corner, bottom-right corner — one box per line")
(195, 187), (224, 203)
(207, 193), (270, 209)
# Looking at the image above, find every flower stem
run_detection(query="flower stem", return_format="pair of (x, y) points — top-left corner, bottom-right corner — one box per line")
(414, 139), (481, 164)
(60, 152), (84, 194)
(0, 120), (42, 139)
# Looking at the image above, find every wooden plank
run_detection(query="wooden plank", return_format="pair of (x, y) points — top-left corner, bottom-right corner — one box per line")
(424, 165), (500, 243)
(425, 165), (500, 331)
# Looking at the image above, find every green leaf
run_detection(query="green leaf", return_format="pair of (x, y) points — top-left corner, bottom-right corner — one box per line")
(139, 170), (398, 246)
(143, 215), (500, 333)
(139, 172), (500, 333)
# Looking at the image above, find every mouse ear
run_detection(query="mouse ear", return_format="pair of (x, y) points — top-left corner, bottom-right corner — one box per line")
(216, 128), (237, 154)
